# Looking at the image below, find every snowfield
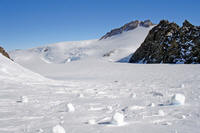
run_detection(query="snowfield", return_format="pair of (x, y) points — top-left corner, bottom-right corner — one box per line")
(1, 26), (200, 133)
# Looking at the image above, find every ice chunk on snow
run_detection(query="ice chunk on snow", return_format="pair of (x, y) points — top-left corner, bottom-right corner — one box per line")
(171, 94), (185, 105)
(148, 103), (155, 107)
(52, 125), (66, 133)
(19, 96), (28, 103)
(88, 119), (96, 125)
(66, 58), (71, 63)
(158, 110), (165, 116)
(181, 84), (185, 88)
(130, 93), (136, 98)
(77, 93), (84, 98)
(111, 112), (125, 125)
(66, 103), (75, 112)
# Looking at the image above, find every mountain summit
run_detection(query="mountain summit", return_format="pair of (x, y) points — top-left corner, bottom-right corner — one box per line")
(129, 20), (200, 64)
(100, 20), (153, 40)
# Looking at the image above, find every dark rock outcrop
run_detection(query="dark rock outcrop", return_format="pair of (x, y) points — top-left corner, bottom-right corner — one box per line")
(100, 20), (153, 40)
(0, 46), (11, 59)
(129, 20), (200, 64)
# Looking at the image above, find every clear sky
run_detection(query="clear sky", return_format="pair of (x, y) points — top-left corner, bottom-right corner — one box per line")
(0, 0), (199, 50)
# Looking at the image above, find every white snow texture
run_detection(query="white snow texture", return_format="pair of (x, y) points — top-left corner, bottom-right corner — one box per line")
(0, 26), (199, 133)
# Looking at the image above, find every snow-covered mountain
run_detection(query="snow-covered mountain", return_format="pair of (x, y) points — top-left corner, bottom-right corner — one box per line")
(10, 25), (153, 64)
(9, 23), (153, 78)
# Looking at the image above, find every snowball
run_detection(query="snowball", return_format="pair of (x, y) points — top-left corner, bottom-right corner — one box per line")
(77, 93), (84, 98)
(111, 112), (125, 125)
(20, 96), (28, 103)
(60, 116), (64, 120)
(182, 115), (186, 119)
(181, 84), (185, 88)
(66, 103), (75, 112)
(88, 119), (96, 125)
(66, 58), (71, 62)
(171, 94), (185, 105)
(106, 106), (113, 111)
(148, 103), (155, 107)
(175, 114), (186, 119)
(52, 125), (66, 133)
(130, 93), (136, 98)
(158, 110), (165, 116)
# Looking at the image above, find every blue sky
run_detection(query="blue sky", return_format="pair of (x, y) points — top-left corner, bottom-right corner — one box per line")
(0, 0), (199, 50)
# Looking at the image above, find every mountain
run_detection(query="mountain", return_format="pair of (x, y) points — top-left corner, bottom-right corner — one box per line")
(0, 46), (11, 59)
(9, 21), (153, 75)
(100, 20), (153, 40)
(129, 20), (200, 64)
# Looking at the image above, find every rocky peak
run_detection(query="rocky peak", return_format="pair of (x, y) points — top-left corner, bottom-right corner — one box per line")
(183, 20), (194, 28)
(0, 46), (11, 59)
(140, 20), (153, 27)
(129, 20), (200, 64)
(100, 20), (153, 40)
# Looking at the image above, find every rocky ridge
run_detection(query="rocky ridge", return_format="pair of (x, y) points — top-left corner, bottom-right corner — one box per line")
(129, 20), (200, 64)
(0, 46), (11, 59)
(100, 20), (153, 40)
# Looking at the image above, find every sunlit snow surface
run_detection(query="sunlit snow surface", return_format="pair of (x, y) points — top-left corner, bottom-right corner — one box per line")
(2, 26), (200, 133)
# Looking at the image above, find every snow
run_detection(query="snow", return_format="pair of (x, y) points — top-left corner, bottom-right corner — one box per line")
(111, 112), (125, 126)
(158, 110), (165, 116)
(148, 103), (155, 107)
(66, 103), (75, 112)
(52, 125), (66, 133)
(88, 119), (96, 125)
(0, 26), (200, 133)
(77, 93), (84, 98)
(19, 96), (29, 103)
(130, 93), (137, 98)
(0, 53), (47, 83)
(9, 26), (152, 67)
(171, 94), (186, 105)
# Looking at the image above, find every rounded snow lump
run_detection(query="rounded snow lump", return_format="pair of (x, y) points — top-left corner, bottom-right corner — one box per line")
(149, 103), (155, 107)
(171, 94), (185, 105)
(52, 125), (66, 133)
(111, 112), (125, 125)
(77, 93), (84, 98)
(158, 110), (165, 116)
(88, 119), (96, 125)
(20, 96), (28, 103)
(66, 103), (75, 112)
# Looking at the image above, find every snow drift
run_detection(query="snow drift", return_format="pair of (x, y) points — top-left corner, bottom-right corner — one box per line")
(0, 53), (46, 83)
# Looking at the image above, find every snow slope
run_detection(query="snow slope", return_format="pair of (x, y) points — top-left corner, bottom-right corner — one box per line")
(0, 54), (47, 83)
(0, 53), (83, 133)
(2, 25), (200, 133)
(9, 26), (152, 65)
